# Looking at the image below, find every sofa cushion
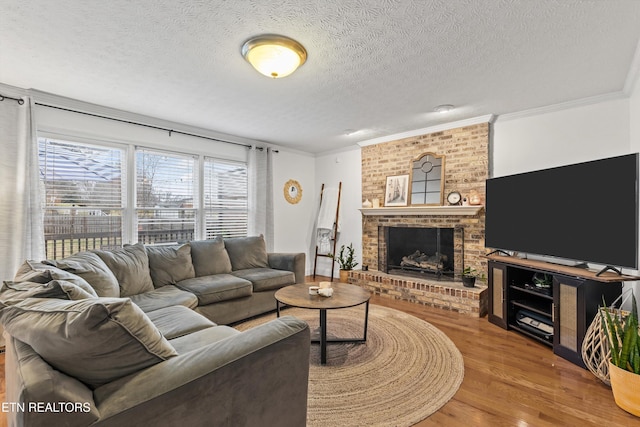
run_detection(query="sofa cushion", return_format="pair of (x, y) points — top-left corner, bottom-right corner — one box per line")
(145, 305), (216, 340)
(44, 251), (120, 297)
(13, 260), (58, 283)
(1, 280), (97, 304)
(168, 325), (240, 354)
(146, 244), (195, 288)
(231, 268), (296, 292)
(224, 235), (270, 271)
(128, 285), (198, 313)
(94, 243), (154, 297)
(13, 260), (97, 293)
(176, 274), (252, 305)
(189, 238), (233, 276)
(0, 297), (177, 389)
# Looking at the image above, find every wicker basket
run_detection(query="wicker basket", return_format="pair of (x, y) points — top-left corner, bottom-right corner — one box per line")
(581, 308), (613, 385)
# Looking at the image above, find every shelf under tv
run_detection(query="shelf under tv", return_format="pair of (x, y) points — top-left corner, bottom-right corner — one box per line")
(485, 254), (640, 283)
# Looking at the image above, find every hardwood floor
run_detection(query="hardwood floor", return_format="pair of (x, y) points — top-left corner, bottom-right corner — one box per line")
(368, 295), (638, 426)
(0, 284), (637, 426)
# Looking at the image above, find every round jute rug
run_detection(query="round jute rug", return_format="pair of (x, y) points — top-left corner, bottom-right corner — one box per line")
(235, 304), (464, 426)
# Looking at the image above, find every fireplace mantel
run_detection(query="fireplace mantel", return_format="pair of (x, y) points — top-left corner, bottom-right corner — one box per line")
(359, 205), (483, 216)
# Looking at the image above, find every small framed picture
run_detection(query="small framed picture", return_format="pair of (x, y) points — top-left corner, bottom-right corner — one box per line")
(385, 174), (409, 207)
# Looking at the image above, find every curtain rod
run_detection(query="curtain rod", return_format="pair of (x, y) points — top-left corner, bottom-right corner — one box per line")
(0, 94), (25, 105)
(34, 102), (258, 149)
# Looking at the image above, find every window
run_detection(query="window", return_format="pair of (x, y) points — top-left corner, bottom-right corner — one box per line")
(38, 137), (248, 259)
(39, 137), (125, 259)
(135, 149), (197, 245)
(203, 157), (248, 238)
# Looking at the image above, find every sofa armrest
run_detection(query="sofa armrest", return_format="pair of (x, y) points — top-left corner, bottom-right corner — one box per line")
(268, 252), (306, 284)
(4, 334), (100, 427)
(93, 316), (310, 427)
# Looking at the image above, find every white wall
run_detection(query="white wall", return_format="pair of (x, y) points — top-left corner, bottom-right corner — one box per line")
(313, 147), (362, 278)
(271, 149), (316, 270)
(630, 75), (640, 153)
(626, 71), (640, 299)
(492, 97), (631, 177)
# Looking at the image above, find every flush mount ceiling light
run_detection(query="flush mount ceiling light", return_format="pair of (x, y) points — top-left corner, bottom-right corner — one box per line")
(241, 34), (307, 79)
(434, 104), (455, 113)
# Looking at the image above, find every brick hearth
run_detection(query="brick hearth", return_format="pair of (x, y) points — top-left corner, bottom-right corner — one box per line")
(349, 270), (487, 317)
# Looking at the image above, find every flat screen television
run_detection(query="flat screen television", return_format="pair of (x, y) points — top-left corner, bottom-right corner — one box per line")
(485, 153), (639, 269)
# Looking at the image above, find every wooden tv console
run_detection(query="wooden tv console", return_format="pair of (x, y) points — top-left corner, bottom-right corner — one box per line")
(486, 254), (639, 368)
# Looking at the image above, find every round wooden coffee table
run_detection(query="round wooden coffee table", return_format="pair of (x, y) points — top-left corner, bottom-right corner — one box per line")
(275, 282), (371, 364)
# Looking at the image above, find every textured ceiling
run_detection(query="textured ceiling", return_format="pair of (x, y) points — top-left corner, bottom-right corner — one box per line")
(1, 0), (640, 153)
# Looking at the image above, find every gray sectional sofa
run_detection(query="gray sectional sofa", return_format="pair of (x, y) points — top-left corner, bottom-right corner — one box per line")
(0, 235), (310, 427)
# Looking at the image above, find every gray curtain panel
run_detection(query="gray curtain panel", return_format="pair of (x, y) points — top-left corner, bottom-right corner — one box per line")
(247, 146), (274, 250)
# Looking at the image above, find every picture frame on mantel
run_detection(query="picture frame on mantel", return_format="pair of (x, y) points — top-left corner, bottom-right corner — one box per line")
(384, 174), (409, 207)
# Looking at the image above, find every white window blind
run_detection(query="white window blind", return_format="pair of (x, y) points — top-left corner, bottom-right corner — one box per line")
(204, 157), (248, 238)
(38, 136), (249, 257)
(136, 149), (196, 244)
(38, 137), (124, 258)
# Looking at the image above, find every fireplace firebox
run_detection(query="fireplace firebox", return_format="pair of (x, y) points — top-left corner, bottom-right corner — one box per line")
(382, 227), (457, 278)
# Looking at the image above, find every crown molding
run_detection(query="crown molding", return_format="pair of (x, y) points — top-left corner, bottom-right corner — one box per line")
(0, 82), (28, 99)
(314, 144), (362, 158)
(357, 114), (495, 148)
(495, 91), (627, 123)
(623, 37), (640, 96)
(274, 145), (317, 157)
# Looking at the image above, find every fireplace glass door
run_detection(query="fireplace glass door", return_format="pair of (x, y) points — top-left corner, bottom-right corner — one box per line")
(385, 227), (455, 278)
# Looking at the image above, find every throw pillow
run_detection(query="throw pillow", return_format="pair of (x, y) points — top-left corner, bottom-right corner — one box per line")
(13, 260), (97, 295)
(44, 252), (120, 297)
(0, 297), (178, 389)
(1, 280), (97, 305)
(223, 235), (270, 270)
(94, 243), (154, 297)
(146, 244), (195, 287)
(189, 237), (233, 276)
(13, 260), (53, 283)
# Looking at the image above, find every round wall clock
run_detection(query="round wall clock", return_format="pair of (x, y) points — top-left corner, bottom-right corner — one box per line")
(284, 179), (302, 204)
(447, 191), (462, 205)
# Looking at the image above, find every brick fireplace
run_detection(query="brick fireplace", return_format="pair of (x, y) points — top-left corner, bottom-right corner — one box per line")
(351, 122), (490, 316)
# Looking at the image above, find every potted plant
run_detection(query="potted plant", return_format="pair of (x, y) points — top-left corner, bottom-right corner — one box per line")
(601, 292), (640, 416)
(329, 243), (358, 283)
(461, 266), (485, 288)
(531, 272), (553, 295)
